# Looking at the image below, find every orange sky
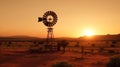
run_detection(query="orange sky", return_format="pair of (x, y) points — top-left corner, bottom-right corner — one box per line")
(0, 0), (120, 38)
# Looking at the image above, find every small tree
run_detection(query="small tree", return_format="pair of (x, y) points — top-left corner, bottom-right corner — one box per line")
(111, 41), (117, 48)
(91, 44), (95, 54)
(7, 41), (12, 47)
(60, 40), (69, 53)
(99, 46), (104, 53)
(0, 42), (1, 47)
(107, 55), (120, 67)
(81, 46), (84, 59)
(74, 41), (80, 47)
(57, 41), (61, 51)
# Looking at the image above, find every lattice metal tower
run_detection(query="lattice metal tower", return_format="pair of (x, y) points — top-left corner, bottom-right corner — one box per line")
(38, 11), (58, 48)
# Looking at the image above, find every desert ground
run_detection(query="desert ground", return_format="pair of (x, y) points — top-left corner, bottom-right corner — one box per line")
(0, 47), (114, 67)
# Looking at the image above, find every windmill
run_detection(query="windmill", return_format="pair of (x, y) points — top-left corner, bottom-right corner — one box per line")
(38, 11), (58, 50)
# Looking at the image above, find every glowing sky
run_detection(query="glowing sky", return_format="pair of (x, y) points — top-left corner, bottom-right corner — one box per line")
(0, 0), (120, 37)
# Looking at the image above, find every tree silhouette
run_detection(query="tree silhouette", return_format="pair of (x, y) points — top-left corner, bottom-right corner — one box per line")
(57, 41), (61, 51)
(74, 41), (80, 47)
(81, 46), (84, 59)
(91, 44), (95, 54)
(0, 42), (1, 47)
(111, 41), (117, 48)
(99, 46), (104, 53)
(7, 41), (12, 47)
(107, 55), (120, 67)
(60, 40), (69, 53)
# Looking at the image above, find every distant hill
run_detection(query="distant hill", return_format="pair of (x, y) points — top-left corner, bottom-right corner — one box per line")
(0, 35), (78, 42)
(79, 34), (120, 41)
(0, 35), (41, 39)
(0, 35), (44, 42)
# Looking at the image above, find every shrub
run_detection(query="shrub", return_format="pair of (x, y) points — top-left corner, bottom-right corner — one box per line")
(52, 61), (73, 67)
(107, 55), (120, 67)
(108, 50), (115, 54)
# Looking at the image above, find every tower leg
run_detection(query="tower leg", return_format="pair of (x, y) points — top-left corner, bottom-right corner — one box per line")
(45, 27), (54, 51)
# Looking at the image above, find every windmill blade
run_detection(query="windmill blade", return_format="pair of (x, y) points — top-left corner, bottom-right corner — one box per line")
(38, 17), (43, 22)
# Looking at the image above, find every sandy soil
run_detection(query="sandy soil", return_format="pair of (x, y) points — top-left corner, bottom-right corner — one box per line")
(0, 50), (111, 67)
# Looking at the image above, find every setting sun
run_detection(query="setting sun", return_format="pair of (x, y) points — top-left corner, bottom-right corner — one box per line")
(84, 29), (94, 36)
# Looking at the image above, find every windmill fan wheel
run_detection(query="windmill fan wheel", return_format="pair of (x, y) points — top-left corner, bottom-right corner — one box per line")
(43, 11), (57, 27)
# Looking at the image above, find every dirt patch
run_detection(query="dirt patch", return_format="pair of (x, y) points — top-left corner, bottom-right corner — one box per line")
(0, 51), (111, 67)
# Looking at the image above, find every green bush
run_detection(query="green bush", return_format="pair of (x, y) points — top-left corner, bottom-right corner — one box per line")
(107, 55), (120, 67)
(52, 61), (73, 67)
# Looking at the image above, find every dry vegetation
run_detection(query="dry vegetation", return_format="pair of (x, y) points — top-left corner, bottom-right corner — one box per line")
(0, 41), (120, 67)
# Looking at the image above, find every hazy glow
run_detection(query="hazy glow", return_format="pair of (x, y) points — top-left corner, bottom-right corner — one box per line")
(0, 0), (120, 37)
(84, 29), (94, 36)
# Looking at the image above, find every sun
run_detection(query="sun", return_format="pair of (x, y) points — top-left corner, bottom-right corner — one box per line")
(84, 29), (94, 36)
